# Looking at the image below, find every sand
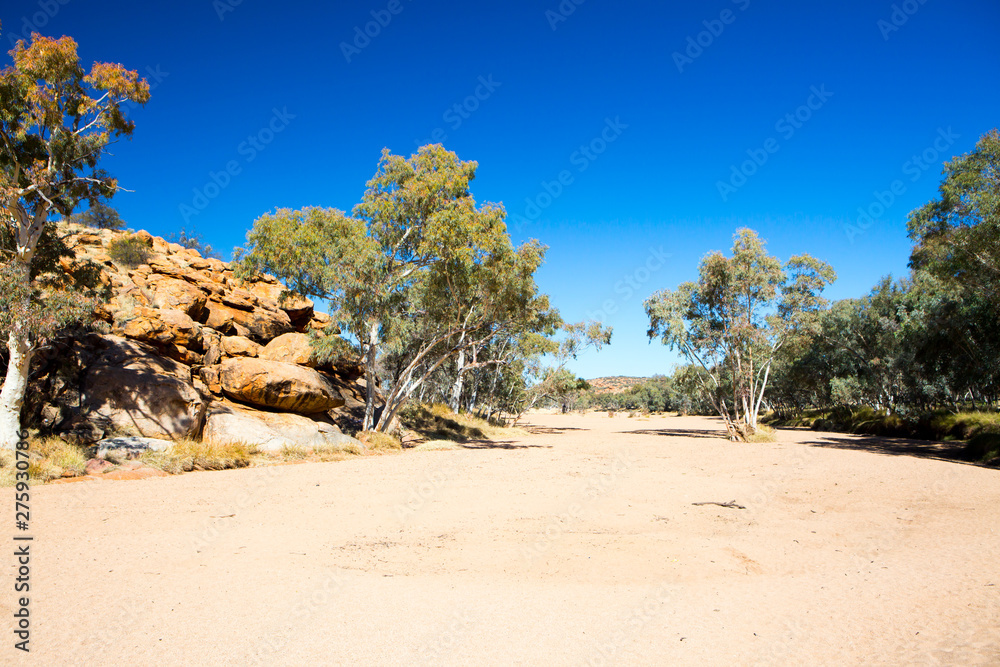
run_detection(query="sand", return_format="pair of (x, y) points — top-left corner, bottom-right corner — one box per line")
(12, 412), (1000, 665)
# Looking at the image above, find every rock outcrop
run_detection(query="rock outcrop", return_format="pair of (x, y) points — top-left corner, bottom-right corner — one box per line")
(19, 222), (377, 452)
(219, 358), (345, 414)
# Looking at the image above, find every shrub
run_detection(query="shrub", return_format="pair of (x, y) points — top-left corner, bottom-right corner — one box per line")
(108, 233), (152, 268)
(963, 433), (1000, 464)
(167, 227), (223, 259)
(71, 202), (126, 230)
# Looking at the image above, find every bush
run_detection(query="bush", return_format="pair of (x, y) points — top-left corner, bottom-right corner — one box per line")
(963, 433), (1000, 464)
(108, 233), (152, 268)
(167, 227), (222, 259)
(71, 202), (125, 230)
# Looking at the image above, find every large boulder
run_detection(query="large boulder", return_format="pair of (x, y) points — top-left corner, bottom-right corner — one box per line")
(221, 335), (261, 358)
(149, 277), (207, 318)
(202, 300), (293, 342)
(248, 282), (314, 320)
(203, 403), (361, 452)
(259, 332), (317, 367)
(80, 336), (205, 440)
(219, 358), (345, 414)
(122, 307), (204, 350)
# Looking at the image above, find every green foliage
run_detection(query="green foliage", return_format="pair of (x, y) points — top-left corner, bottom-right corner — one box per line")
(237, 144), (558, 432)
(908, 129), (1000, 302)
(645, 228), (835, 440)
(107, 233), (152, 268)
(69, 201), (125, 230)
(963, 433), (1000, 464)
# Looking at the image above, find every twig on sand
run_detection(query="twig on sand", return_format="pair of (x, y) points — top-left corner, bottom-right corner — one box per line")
(692, 500), (746, 510)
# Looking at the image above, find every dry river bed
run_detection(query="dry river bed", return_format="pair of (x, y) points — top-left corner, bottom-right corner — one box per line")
(6, 412), (1000, 665)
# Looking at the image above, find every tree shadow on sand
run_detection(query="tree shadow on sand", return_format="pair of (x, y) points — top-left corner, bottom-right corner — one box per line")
(458, 439), (553, 450)
(623, 427), (730, 440)
(799, 432), (992, 468)
(522, 424), (589, 436)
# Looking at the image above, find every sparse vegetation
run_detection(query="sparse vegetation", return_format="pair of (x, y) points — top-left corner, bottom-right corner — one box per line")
(747, 424), (777, 443)
(69, 202), (126, 230)
(107, 233), (152, 268)
(140, 440), (254, 474)
(765, 407), (1000, 443)
(400, 403), (526, 443)
(167, 227), (222, 259)
(0, 437), (88, 485)
(963, 433), (1000, 465)
(357, 431), (402, 451)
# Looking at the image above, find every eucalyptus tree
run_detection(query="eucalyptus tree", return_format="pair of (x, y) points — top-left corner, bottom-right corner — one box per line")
(645, 229), (835, 440)
(238, 144), (554, 432)
(0, 30), (149, 449)
(908, 129), (999, 301)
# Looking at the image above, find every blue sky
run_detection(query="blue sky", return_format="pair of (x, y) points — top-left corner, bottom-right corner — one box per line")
(3, 0), (998, 378)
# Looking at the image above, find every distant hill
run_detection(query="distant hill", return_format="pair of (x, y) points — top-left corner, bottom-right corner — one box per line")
(586, 376), (648, 394)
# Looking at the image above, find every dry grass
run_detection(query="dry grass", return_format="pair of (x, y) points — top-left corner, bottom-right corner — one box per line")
(401, 403), (527, 442)
(357, 431), (402, 451)
(0, 437), (90, 485)
(409, 439), (461, 452)
(4, 403), (524, 486)
(140, 440), (255, 474)
(748, 424), (777, 443)
(278, 440), (366, 462)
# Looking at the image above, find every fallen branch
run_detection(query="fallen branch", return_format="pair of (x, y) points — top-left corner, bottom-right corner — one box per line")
(692, 500), (746, 510)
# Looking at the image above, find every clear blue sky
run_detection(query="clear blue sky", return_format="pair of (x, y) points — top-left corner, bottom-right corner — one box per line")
(3, 0), (998, 378)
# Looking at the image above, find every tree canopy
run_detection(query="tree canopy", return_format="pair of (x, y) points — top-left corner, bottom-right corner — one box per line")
(0, 28), (149, 449)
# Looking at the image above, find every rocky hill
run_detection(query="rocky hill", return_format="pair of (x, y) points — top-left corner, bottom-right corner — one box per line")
(19, 223), (374, 454)
(586, 376), (647, 394)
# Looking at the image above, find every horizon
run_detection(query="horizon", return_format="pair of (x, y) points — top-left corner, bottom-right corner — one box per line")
(2, 0), (997, 378)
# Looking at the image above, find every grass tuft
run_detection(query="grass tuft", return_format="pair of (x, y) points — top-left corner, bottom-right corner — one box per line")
(747, 424), (777, 443)
(357, 431), (402, 451)
(140, 440), (255, 474)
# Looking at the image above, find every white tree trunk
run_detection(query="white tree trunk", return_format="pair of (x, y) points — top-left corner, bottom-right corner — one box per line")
(449, 346), (466, 412)
(361, 321), (379, 432)
(0, 330), (33, 450)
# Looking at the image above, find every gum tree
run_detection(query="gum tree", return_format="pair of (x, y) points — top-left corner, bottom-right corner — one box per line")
(644, 228), (835, 440)
(0, 30), (149, 449)
(238, 144), (553, 432)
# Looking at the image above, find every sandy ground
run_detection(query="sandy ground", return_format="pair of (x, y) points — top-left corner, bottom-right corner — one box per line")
(6, 412), (1000, 666)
